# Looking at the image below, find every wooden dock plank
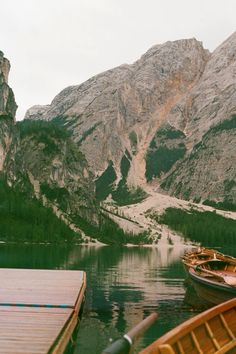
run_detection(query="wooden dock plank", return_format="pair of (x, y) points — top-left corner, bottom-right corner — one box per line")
(0, 310), (72, 353)
(0, 269), (84, 307)
(0, 268), (86, 354)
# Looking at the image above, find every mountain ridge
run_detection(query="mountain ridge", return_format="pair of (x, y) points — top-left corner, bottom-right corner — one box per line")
(24, 37), (210, 192)
(1, 32), (236, 244)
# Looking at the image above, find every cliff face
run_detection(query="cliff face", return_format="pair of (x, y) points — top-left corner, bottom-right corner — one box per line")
(5, 121), (98, 223)
(0, 51), (17, 172)
(0, 52), (98, 234)
(25, 39), (210, 198)
(161, 116), (236, 205)
(22, 32), (236, 208)
(160, 32), (236, 205)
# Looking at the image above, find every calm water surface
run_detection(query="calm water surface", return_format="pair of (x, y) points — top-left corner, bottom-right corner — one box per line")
(0, 243), (235, 353)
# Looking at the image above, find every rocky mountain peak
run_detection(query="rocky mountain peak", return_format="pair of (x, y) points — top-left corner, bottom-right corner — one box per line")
(21, 33), (236, 208)
(202, 31), (236, 77)
(213, 31), (236, 55)
(0, 51), (11, 84)
(167, 31), (236, 147)
(24, 38), (210, 183)
(25, 38), (209, 122)
(0, 51), (17, 171)
(0, 51), (17, 119)
(138, 38), (207, 62)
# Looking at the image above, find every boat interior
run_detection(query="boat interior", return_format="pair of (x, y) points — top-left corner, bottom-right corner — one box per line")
(140, 299), (236, 354)
(196, 260), (236, 274)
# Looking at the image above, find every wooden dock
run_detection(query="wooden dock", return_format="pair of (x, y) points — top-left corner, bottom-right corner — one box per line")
(0, 268), (86, 354)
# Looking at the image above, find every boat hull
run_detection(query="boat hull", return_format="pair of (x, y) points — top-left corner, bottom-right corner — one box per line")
(189, 269), (236, 305)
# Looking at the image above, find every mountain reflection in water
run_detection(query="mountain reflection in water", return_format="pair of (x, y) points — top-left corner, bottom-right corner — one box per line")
(2, 243), (233, 353)
(73, 245), (193, 353)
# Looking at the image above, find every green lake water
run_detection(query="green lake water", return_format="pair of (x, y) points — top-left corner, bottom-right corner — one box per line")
(0, 243), (235, 353)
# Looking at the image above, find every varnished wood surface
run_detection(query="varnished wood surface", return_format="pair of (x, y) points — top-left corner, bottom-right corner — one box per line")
(0, 268), (86, 354)
(140, 298), (236, 354)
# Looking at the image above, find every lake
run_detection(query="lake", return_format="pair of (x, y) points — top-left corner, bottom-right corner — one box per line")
(0, 243), (235, 353)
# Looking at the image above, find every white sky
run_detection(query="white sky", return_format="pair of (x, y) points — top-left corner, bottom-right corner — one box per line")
(0, 0), (235, 120)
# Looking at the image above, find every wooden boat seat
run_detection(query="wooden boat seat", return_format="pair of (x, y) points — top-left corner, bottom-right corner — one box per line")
(214, 271), (236, 277)
(214, 271), (236, 286)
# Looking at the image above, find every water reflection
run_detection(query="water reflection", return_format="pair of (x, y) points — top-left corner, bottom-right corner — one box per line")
(74, 246), (190, 353)
(0, 243), (197, 353)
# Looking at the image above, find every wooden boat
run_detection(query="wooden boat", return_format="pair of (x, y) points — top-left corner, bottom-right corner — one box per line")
(140, 298), (236, 354)
(187, 259), (236, 305)
(182, 247), (236, 272)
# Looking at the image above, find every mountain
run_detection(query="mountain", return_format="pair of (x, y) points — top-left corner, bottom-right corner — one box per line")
(2, 32), (236, 244)
(25, 33), (236, 208)
(0, 52), (99, 243)
(0, 52), (149, 245)
(160, 32), (236, 208)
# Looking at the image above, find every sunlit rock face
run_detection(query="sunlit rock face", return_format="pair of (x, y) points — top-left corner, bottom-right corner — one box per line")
(0, 51), (17, 171)
(161, 32), (236, 205)
(25, 33), (236, 206)
(24, 39), (209, 187)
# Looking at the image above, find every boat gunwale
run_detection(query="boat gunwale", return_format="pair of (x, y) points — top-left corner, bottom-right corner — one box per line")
(183, 248), (236, 266)
(140, 298), (236, 353)
(189, 269), (236, 293)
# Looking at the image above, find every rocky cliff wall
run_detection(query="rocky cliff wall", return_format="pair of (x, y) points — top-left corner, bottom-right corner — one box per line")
(24, 39), (209, 190)
(24, 33), (236, 207)
(0, 51), (17, 171)
(0, 52), (99, 233)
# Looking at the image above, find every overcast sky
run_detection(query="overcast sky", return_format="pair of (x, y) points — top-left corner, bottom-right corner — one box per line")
(1, 0), (236, 120)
